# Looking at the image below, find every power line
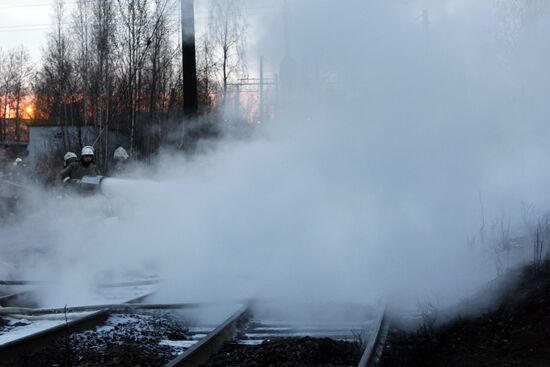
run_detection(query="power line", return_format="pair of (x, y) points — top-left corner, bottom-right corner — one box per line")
(0, 27), (51, 33)
(0, 24), (52, 29)
(0, 3), (51, 10)
(0, 1), (279, 14)
(0, 0), (94, 10)
(0, 2), (281, 33)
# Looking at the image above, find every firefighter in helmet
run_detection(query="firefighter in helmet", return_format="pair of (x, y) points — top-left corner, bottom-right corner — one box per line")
(111, 146), (130, 176)
(57, 146), (101, 184)
(63, 152), (78, 168)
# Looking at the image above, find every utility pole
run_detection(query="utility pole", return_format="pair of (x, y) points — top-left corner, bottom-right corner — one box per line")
(422, 9), (430, 57)
(181, 0), (198, 118)
(227, 75), (277, 123)
(234, 84), (241, 118)
(259, 56), (264, 123)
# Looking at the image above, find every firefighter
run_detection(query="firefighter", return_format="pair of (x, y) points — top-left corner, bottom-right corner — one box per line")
(2, 157), (27, 214)
(8, 157), (26, 182)
(57, 146), (101, 184)
(63, 152), (78, 168)
(111, 146), (129, 176)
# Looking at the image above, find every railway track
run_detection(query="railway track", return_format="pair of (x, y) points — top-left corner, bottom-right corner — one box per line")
(162, 300), (389, 367)
(0, 291), (33, 308)
(1, 285), (389, 366)
(237, 301), (374, 344)
(358, 307), (388, 367)
(0, 281), (156, 363)
(163, 303), (250, 367)
(0, 281), (41, 308)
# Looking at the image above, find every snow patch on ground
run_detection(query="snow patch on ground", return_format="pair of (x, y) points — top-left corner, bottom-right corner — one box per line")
(0, 312), (94, 345)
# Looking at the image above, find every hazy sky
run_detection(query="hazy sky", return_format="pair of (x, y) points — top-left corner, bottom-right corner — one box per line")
(0, 0), (281, 70)
(0, 1), (50, 59)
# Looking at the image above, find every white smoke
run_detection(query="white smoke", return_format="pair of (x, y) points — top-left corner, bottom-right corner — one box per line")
(2, 1), (550, 312)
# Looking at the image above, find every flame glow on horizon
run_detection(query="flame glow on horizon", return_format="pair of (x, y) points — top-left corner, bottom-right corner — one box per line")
(0, 96), (35, 120)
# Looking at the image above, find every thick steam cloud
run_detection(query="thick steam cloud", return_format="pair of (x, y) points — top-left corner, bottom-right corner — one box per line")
(2, 0), (550, 311)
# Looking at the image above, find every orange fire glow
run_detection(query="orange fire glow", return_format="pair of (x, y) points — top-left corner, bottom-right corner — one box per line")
(24, 105), (34, 119)
(0, 97), (35, 119)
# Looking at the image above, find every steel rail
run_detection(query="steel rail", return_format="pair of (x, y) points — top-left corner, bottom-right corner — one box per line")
(357, 307), (388, 367)
(0, 279), (160, 287)
(0, 302), (224, 316)
(99, 279), (161, 287)
(0, 291), (32, 307)
(0, 280), (46, 286)
(0, 292), (153, 362)
(163, 301), (385, 367)
(163, 303), (250, 367)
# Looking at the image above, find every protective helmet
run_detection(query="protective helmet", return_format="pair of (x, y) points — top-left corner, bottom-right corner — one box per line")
(113, 146), (129, 161)
(64, 152), (77, 162)
(13, 157), (23, 166)
(81, 146), (94, 156)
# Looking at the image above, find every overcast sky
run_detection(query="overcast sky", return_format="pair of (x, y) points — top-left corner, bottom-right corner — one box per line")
(0, 0), (280, 74)
(0, 0), (50, 59)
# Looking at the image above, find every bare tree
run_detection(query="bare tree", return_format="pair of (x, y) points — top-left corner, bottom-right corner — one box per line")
(208, 0), (247, 102)
(0, 47), (10, 141)
(0, 46), (33, 142)
(8, 47), (33, 141)
(196, 33), (219, 115)
(72, 0), (93, 146)
(144, 0), (176, 156)
(116, 0), (153, 156)
(31, 0), (248, 159)
(38, 0), (75, 151)
(89, 0), (117, 168)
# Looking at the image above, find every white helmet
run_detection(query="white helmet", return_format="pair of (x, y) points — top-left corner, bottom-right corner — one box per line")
(81, 146), (94, 156)
(13, 157), (23, 166)
(113, 146), (129, 161)
(64, 152), (77, 162)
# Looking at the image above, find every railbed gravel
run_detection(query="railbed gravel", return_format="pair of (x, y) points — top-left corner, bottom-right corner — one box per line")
(4, 310), (191, 367)
(201, 336), (362, 367)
